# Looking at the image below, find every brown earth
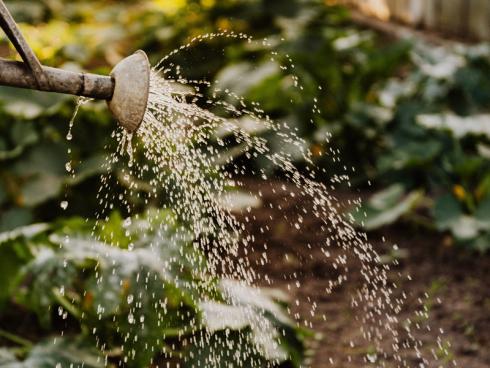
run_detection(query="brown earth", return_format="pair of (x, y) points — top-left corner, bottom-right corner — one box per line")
(238, 179), (490, 368)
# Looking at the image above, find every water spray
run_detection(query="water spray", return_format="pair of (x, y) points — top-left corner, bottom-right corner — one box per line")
(0, 0), (150, 132)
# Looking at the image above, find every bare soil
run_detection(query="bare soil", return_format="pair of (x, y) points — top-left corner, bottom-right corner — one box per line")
(239, 179), (490, 368)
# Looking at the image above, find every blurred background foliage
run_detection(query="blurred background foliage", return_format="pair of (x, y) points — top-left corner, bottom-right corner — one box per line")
(1, 0), (490, 251)
(1, 0), (490, 365)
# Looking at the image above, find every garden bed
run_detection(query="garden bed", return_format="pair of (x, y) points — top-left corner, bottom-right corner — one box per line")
(239, 179), (490, 368)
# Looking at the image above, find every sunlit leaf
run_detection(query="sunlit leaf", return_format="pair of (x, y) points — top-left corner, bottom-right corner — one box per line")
(217, 190), (262, 213)
(417, 113), (490, 139)
(215, 61), (281, 98)
(352, 185), (423, 230)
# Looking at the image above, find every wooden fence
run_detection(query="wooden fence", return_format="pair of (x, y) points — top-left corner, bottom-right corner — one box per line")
(334, 0), (490, 41)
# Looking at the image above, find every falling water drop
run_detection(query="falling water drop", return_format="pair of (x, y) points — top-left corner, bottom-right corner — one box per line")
(367, 353), (377, 363)
(80, 31), (455, 368)
(128, 313), (135, 324)
(66, 96), (92, 142)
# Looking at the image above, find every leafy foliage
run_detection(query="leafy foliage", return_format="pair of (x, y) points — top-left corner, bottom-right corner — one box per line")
(1, 0), (490, 366)
(0, 210), (306, 367)
(2, 0), (486, 251)
(351, 44), (490, 251)
(351, 185), (423, 231)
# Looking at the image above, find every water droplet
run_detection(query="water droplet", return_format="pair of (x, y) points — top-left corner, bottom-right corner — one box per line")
(60, 201), (68, 210)
(367, 354), (377, 363)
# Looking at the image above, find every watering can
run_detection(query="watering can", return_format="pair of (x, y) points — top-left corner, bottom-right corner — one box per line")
(0, 0), (150, 132)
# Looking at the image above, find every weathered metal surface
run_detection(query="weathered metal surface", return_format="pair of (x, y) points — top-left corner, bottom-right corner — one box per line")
(0, 0), (149, 132)
(107, 51), (150, 132)
(0, 58), (114, 99)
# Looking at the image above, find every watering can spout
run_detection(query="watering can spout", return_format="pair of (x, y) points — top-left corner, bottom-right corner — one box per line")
(107, 51), (151, 133)
(0, 0), (150, 132)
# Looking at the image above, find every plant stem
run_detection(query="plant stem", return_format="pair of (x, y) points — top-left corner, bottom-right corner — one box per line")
(0, 328), (32, 348)
(52, 288), (82, 319)
(409, 213), (436, 231)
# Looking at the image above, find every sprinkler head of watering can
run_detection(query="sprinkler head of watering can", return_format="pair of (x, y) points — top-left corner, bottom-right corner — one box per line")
(0, 0), (150, 132)
(107, 50), (151, 133)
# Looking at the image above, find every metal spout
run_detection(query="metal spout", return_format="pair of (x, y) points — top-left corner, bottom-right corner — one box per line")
(0, 0), (150, 132)
(0, 59), (115, 99)
(108, 51), (150, 133)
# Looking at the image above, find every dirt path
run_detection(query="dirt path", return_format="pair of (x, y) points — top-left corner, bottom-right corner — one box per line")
(239, 180), (490, 368)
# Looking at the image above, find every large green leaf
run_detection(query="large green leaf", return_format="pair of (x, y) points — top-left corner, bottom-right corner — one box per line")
(192, 280), (306, 367)
(215, 61), (281, 99)
(0, 122), (39, 162)
(0, 349), (18, 365)
(0, 208), (34, 232)
(0, 223), (46, 307)
(474, 197), (490, 228)
(433, 195), (490, 241)
(0, 87), (67, 119)
(12, 144), (67, 207)
(432, 194), (463, 231)
(0, 337), (104, 368)
(16, 247), (80, 327)
(352, 185), (423, 230)
(184, 330), (269, 368)
(417, 113), (490, 139)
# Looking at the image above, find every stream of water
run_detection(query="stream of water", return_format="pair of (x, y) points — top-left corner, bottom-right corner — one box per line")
(69, 32), (456, 368)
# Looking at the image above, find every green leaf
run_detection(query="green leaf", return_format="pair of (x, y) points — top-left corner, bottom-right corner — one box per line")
(215, 116), (270, 139)
(0, 122), (39, 162)
(352, 185), (423, 230)
(0, 337), (104, 368)
(475, 197), (490, 230)
(217, 190), (262, 213)
(16, 247), (79, 327)
(12, 144), (67, 207)
(219, 280), (291, 326)
(0, 242), (30, 309)
(10, 122), (38, 148)
(0, 223), (49, 244)
(450, 216), (480, 240)
(468, 233), (490, 253)
(0, 224), (45, 308)
(215, 61), (281, 98)
(217, 280), (298, 363)
(200, 301), (249, 333)
(0, 208), (33, 232)
(0, 87), (67, 119)
(417, 113), (490, 139)
(66, 155), (108, 186)
(21, 174), (64, 207)
(184, 330), (268, 368)
(432, 195), (463, 231)
(0, 349), (17, 365)
(433, 195), (489, 241)
(377, 141), (442, 172)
